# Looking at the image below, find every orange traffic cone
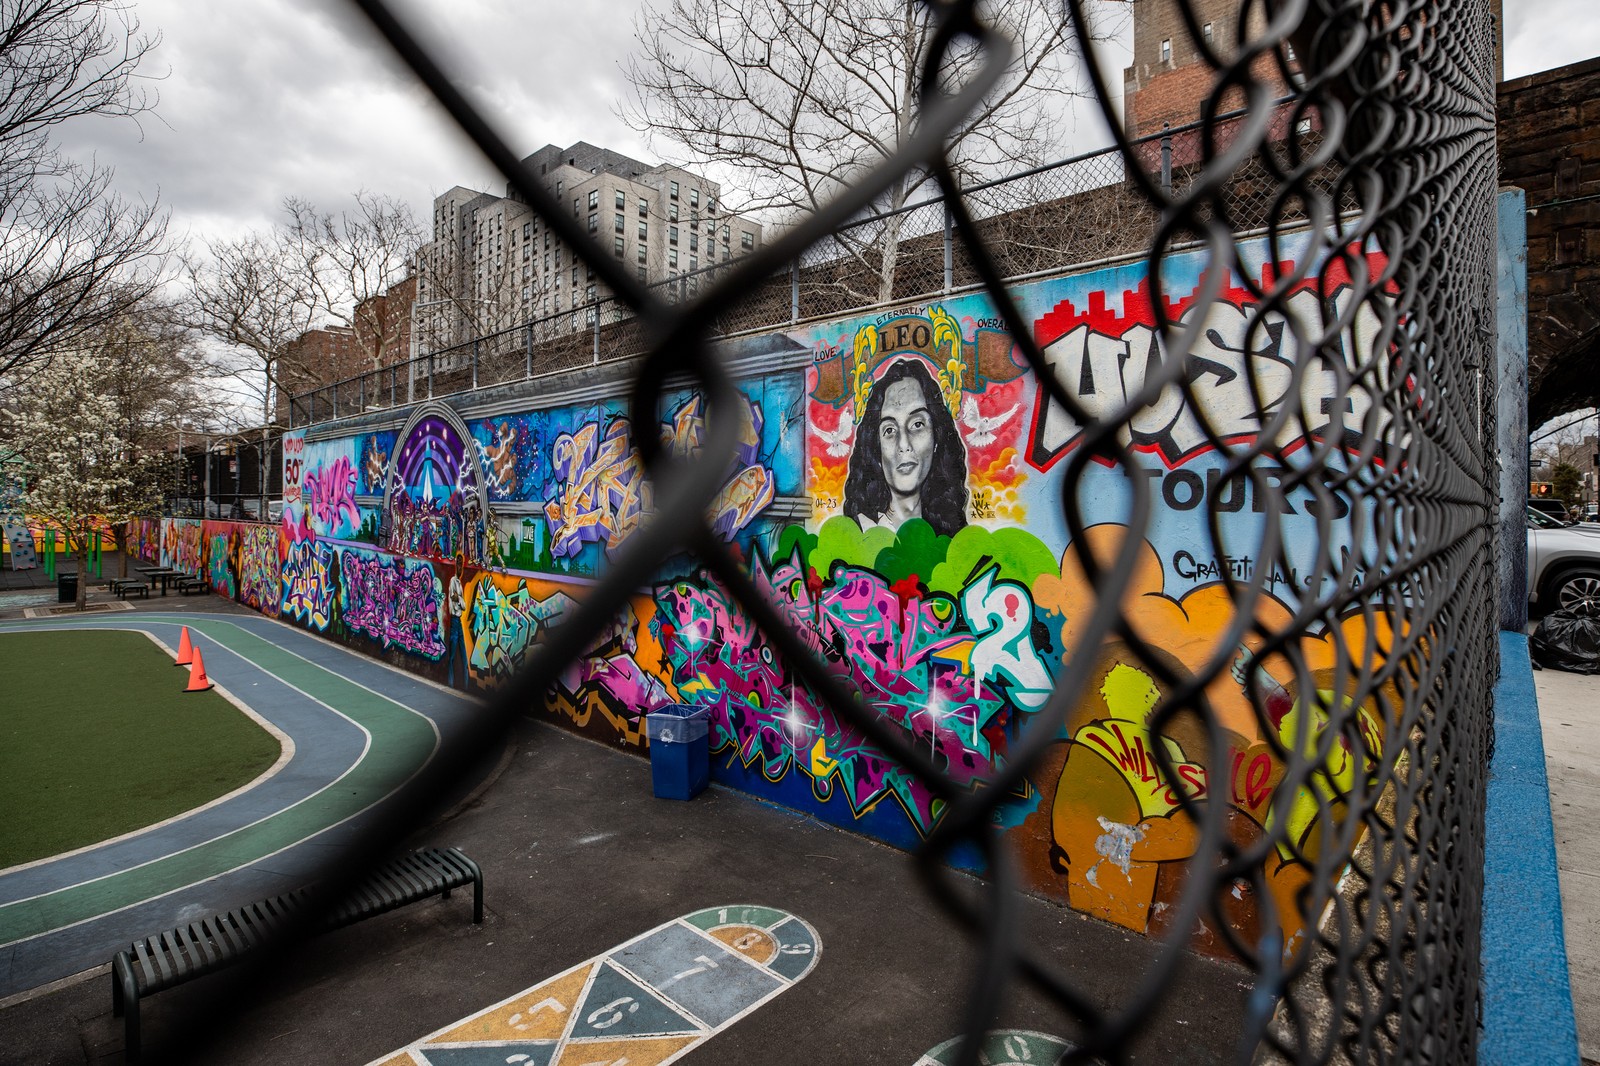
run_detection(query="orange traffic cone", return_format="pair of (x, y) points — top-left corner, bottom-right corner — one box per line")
(174, 626), (194, 666)
(183, 646), (213, 692)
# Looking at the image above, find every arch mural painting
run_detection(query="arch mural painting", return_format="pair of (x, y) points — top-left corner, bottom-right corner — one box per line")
(253, 228), (1396, 961)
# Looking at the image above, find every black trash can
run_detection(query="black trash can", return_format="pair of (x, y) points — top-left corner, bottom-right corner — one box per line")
(57, 570), (78, 603)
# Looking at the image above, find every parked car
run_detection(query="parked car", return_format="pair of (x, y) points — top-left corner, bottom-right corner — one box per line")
(1527, 506), (1600, 615)
(1528, 497), (1576, 526)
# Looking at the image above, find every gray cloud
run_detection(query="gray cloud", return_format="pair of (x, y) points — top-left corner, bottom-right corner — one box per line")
(47, 0), (1587, 253)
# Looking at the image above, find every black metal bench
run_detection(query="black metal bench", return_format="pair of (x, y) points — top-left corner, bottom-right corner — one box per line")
(110, 847), (482, 1062)
(110, 579), (149, 599)
(174, 576), (209, 595)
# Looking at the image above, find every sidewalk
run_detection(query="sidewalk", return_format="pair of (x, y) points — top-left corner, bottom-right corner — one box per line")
(1535, 662), (1600, 1064)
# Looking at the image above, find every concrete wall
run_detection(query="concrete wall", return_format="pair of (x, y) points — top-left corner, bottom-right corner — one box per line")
(161, 229), (1401, 961)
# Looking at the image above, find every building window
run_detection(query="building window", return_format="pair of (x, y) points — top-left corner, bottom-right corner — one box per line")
(637, 264), (647, 281)
(615, 212), (625, 233)
(740, 230), (754, 250)
(669, 180), (679, 200)
(669, 203), (678, 222)
(544, 233), (551, 250)
(637, 245), (647, 265)
(554, 295), (561, 311)
(554, 247), (561, 267)
(722, 225), (730, 242)
(707, 198), (716, 216)
(585, 284), (596, 302)
(544, 253), (550, 272)
(522, 285), (530, 300)
(690, 209), (698, 225)
(523, 222), (531, 239)
(690, 234), (699, 252)
(614, 190), (625, 210)
(669, 248), (678, 268)
(614, 236), (625, 258)
(1160, 38), (1171, 64)
(556, 180), (563, 196)
(689, 188), (699, 208)
(588, 213), (598, 234)
(1202, 21), (1213, 41)
(689, 256), (698, 271)
(669, 225), (679, 245)
(572, 266), (578, 285)
(638, 221), (648, 240)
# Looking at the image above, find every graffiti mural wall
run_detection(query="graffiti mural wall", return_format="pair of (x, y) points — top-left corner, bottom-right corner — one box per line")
(250, 229), (1393, 960)
(237, 524), (281, 616)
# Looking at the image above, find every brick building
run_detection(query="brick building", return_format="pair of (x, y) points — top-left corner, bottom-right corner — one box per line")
(1498, 55), (1600, 433)
(1120, 0), (1300, 162)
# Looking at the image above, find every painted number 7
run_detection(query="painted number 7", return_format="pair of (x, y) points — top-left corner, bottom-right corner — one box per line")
(664, 954), (720, 986)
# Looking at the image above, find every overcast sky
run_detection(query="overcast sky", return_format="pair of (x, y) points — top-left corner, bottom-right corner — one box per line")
(53, 0), (1600, 250)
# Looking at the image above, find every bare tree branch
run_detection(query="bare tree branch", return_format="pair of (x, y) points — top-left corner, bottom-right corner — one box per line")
(0, 0), (171, 387)
(619, 0), (1123, 304)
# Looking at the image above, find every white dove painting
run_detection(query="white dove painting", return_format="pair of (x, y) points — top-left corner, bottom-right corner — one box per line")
(813, 407), (855, 457)
(959, 395), (1020, 447)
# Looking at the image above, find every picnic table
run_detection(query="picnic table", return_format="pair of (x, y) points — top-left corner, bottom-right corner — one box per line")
(136, 566), (185, 596)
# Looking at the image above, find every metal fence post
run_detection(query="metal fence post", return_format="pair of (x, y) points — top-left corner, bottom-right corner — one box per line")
(943, 201), (954, 293)
(790, 260), (799, 323)
(359, 373), (365, 412)
(525, 325), (533, 379)
(390, 365), (397, 408)
(428, 352), (435, 399)
(592, 303), (601, 364)
(472, 339), (479, 390)
(1160, 123), (1173, 197)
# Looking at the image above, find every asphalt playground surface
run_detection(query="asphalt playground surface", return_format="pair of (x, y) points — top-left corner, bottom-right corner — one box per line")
(0, 574), (1253, 1065)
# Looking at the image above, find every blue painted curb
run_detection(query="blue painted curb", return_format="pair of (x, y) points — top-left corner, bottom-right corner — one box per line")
(1480, 632), (1579, 1065)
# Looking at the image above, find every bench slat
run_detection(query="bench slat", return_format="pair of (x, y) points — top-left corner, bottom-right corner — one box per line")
(112, 847), (483, 1061)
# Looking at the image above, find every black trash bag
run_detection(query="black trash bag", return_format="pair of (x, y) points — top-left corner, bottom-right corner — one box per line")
(1531, 609), (1600, 674)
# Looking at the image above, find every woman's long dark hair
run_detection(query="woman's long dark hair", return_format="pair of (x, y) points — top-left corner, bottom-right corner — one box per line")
(842, 357), (969, 537)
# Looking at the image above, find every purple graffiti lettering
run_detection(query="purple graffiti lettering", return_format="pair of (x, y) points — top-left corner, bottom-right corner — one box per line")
(340, 550), (446, 658)
(281, 540), (336, 630)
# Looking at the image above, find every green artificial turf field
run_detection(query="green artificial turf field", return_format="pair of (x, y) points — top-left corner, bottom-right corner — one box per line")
(0, 629), (282, 869)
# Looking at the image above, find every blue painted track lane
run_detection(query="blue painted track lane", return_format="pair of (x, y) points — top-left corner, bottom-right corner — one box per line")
(0, 613), (479, 998)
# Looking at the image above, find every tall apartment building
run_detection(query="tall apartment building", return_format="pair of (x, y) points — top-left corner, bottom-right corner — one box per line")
(415, 142), (764, 360)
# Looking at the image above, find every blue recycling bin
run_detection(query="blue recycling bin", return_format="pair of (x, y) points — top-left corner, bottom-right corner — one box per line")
(646, 704), (709, 800)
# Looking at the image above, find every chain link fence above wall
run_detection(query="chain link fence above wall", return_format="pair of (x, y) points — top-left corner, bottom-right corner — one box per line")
(186, 1), (1504, 1065)
(288, 111), (1355, 427)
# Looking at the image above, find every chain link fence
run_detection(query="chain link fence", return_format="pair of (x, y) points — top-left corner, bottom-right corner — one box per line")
(205, 0), (1502, 1064)
(288, 108), (1354, 427)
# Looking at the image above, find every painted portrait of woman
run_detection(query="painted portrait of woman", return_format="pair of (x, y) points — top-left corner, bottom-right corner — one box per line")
(842, 358), (969, 536)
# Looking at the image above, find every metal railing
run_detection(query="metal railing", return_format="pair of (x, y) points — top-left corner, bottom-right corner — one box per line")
(288, 106), (1351, 427)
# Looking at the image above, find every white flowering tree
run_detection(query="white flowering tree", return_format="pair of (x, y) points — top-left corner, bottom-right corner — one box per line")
(2, 346), (168, 609)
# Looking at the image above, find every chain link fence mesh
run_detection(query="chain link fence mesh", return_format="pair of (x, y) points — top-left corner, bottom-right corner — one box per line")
(210, 0), (1503, 1064)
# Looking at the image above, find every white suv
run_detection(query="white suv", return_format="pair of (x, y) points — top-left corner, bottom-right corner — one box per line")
(1528, 506), (1600, 615)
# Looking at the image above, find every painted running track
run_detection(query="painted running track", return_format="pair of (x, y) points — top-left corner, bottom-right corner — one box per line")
(0, 612), (478, 998)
